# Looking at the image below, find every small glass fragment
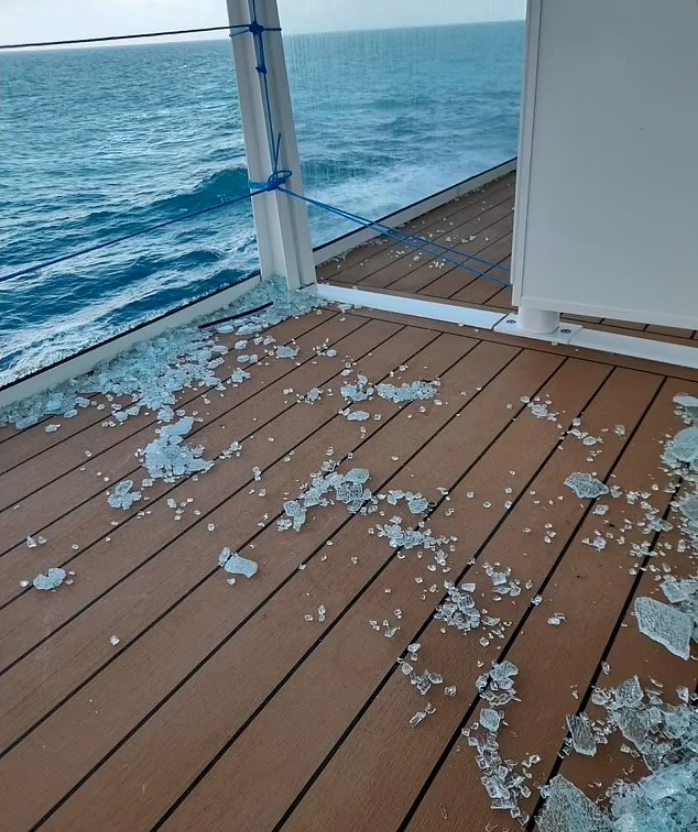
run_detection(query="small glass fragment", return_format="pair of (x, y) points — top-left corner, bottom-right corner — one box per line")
(564, 472), (609, 500)
(33, 567), (67, 591)
(218, 547), (258, 578)
(108, 479), (142, 510)
(409, 711), (427, 728)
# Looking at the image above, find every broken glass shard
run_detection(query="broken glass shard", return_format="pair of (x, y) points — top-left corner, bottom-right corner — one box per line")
(662, 426), (698, 468)
(567, 714), (597, 756)
(564, 472), (609, 500)
(275, 345), (298, 360)
(346, 410), (370, 421)
(634, 596), (692, 660)
(33, 567), (67, 591)
(538, 776), (612, 832)
(480, 707), (502, 733)
(218, 547), (258, 578)
(107, 479), (142, 510)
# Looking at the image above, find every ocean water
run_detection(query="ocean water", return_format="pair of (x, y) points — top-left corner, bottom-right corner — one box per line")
(0, 21), (523, 382)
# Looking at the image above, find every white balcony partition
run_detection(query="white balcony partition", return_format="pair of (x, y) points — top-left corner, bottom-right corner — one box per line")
(511, 0), (698, 330)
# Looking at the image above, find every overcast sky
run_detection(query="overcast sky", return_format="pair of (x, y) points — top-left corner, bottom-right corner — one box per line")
(2, 0), (525, 46)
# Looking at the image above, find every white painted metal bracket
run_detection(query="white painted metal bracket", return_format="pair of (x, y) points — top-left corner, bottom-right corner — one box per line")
(317, 287), (698, 371)
(495, 313), (698, 368)
(315, 284), (507, 330)
(494, 314), (582, 344)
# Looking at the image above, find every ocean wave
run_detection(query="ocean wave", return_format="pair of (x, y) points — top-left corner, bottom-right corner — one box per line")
(1, 23), (523, 382)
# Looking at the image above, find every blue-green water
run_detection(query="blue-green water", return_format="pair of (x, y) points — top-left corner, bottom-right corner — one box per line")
(0, 22), (523, 381)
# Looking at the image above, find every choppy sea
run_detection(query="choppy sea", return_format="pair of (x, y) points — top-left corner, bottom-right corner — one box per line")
(0, 21), (522, 381)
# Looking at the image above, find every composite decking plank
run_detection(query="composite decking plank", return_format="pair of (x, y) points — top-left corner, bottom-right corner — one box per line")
(1, 334), (506, 832)
(0, 322), (437, 679)
(388, 234), (512, 299)
(644, 323), (696, 340)
(0, 313), (374, 549)
(319, 181), (514, 284)
(151, 357), (615, 832)
(353, 212), (513, 292)
(0, 310), (335, 474)
(402, 378), (694, 832)
(315, 174), (515, 282)
(325, 184), (515, 287)
(0, 318), (404, 608)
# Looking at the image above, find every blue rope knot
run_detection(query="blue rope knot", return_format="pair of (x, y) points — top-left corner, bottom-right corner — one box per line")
(247, 20), (265, 37)
(248, 169), (292, 192)
(255, 63), (267, 75)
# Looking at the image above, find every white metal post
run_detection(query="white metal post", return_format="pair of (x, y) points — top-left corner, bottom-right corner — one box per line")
(226, 0), (316, 289)
(516, 306), (560, 334)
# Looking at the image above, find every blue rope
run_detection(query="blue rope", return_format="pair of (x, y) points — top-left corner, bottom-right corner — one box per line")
(241, 7), (509, 282)
(278, 187), (510, 286)
(0, 189), (266, 283)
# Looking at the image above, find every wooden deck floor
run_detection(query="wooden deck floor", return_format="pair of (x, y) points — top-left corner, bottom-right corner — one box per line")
(319, 171), (698, 343)
(2, 231), (698, 832)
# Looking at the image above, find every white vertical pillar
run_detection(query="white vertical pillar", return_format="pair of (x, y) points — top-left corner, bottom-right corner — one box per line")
(226, 0), (316, 289)
(517, 306), (560, 334)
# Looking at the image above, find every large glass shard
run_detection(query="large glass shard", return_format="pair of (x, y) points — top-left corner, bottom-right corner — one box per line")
(564, 472), (609, 500)
(538, 777), (612, 832)
(480, 707), (502, 733)
(662, 426), (698, 468)
(107, 479), (142, 510)
(218, 547), (258, 578)
(634, 597), (693, 660)
(661, 577), (698, 605)
(566, 714), (597, 756)
(33, 567), (67, 591)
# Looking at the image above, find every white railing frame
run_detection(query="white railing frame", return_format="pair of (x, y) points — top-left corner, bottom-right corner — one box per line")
(226, 0), (316, 289)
